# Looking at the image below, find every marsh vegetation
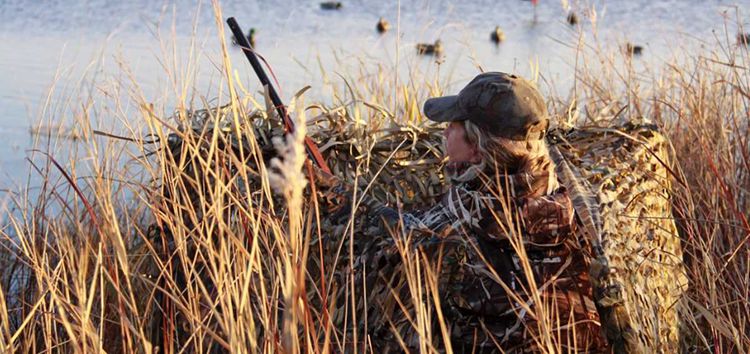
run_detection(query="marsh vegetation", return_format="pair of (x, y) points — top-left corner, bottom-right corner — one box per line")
(1, 4), (749, 353)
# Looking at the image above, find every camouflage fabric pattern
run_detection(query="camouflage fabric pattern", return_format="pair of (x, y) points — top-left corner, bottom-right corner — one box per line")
(549, 123), (688, 353)
(144, 103), (685, 352)
(323, 169), (608, 352)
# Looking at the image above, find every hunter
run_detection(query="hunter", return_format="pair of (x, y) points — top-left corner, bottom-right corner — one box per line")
(319, 72), (607, 352)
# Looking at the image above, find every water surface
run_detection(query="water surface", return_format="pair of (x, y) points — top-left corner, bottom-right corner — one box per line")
(0, 0), (747, 191)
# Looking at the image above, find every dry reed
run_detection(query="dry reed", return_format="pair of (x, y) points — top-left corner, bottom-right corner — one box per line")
(0, 5), (748, 354)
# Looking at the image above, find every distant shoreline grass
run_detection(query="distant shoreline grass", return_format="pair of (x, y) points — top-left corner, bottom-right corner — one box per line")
(1, 5), (749, 353)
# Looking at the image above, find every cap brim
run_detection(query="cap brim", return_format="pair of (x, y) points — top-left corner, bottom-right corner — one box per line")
(423, 95), (467, 122)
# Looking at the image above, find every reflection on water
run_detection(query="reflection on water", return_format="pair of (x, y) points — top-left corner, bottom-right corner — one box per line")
(0, 0), (747, 190)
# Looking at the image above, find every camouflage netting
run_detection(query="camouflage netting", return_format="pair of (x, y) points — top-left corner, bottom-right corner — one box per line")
(548, 124), (689, 353)
(162, 103), (446, 209)
(148, 103), (687, 352)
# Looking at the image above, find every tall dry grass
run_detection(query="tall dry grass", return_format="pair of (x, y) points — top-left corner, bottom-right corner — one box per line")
(1, 5), (749, 354)
(563, 26), (750, 351)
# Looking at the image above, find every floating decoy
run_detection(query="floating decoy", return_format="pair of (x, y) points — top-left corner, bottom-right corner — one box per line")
(625, 43), (643, 56)
(29, 124), (82, 141)
(738, 32), (750, 46)
(376, 17), (390, 33)
(247, 28), (256, 48)
(416, 40), (443, 56)
(320, 2), (342, 10)
(490, 26), (505, 43)
(231, 28), (256, 47)
(567, 12), (579, 25)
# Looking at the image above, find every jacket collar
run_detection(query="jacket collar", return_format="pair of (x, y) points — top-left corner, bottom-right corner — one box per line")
(445, 161), (553, 199)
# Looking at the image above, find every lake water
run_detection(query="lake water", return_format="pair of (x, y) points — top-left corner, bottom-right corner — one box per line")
(0, 0), (748, 192)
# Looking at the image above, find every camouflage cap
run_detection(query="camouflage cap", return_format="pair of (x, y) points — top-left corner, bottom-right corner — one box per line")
(423, 72), (549, 141)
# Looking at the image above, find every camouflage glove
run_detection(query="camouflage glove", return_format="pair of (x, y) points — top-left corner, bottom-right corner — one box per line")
(311, 166), (354, 217)
(312, 167), (343, 190)
(311, 166), (401, 226)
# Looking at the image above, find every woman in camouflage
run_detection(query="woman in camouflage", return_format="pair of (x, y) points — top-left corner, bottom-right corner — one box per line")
(321, 72), (607, 352)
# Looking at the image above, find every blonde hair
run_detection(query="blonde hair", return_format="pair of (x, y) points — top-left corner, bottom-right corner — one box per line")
(463, 120), (559, 191)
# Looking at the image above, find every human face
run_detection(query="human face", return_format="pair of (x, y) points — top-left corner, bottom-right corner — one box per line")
(443, 121), (480, 164)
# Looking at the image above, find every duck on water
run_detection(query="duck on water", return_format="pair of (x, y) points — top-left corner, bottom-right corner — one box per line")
(416, 40), (443, 56)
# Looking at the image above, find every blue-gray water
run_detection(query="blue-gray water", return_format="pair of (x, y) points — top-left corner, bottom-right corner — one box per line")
(0, 0), (748, 192)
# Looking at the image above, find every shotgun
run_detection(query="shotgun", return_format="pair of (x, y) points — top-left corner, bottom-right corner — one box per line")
(226, 17), (332, 174)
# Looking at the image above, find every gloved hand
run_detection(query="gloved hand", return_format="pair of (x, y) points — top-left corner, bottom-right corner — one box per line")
(308, 164), (411, 232)
(309, 164), (352, 216)
(311, 165), (343, 191)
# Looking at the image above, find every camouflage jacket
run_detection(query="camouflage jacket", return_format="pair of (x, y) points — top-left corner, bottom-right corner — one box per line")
(322, 167), (607, 352)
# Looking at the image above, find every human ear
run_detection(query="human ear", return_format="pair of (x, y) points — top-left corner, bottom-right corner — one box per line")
(469, 144), (482, 164)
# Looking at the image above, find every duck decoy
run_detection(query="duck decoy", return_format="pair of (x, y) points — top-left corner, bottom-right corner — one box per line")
(416, 40), (443, 56)
(231, 28), (256, 47)
(377, 17), (390, 33)
(625, 43), (643, 56)
(490, 26), (505, 43)
(567, 11), (579, 25)
(320, 2), (342, 10)
(738, 32), (750, 46)
(247, 28), (256, 48)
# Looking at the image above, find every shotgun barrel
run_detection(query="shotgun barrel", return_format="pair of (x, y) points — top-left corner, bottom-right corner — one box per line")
(226, 17), (331, 174)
